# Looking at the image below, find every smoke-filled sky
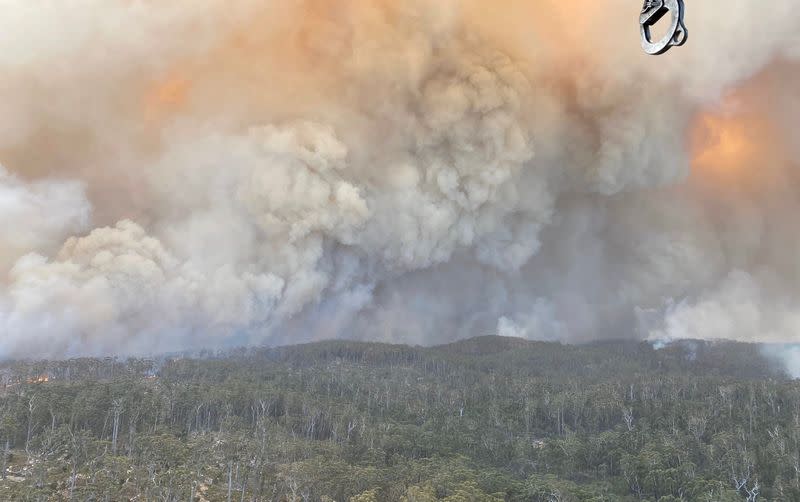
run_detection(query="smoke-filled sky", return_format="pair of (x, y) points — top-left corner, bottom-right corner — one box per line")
(1, 0), (799, 359)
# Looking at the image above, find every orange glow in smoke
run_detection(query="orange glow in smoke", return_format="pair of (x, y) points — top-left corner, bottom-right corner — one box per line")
(689, 91), (778, 185)
(691, 112), (758, 173)
(143, 74), (191, 123)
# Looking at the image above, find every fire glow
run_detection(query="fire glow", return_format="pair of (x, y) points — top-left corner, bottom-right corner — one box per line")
(143, 74), (191, 124)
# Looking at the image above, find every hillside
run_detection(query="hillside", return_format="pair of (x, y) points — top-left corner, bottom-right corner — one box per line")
(0, 336), (795, 500)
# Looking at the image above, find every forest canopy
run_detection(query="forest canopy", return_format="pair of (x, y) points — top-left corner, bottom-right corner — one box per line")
(0, 336), (796, 501)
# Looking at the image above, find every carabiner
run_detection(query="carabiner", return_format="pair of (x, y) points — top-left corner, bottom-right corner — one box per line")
(640, 0), (688, 55)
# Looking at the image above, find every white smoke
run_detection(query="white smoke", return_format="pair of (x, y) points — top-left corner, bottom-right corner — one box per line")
(0, 1), (799, 360)
(0, 166), (89, 274)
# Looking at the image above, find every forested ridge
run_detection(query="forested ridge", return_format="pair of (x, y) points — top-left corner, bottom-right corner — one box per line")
(0, 336), (798, 501)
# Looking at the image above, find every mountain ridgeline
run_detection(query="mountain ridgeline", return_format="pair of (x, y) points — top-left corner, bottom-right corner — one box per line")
(0, 337), (796, 501)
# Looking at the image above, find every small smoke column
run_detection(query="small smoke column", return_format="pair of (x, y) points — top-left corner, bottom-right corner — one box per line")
(0, 0), (799, 360)
(764, 345), (800, 379)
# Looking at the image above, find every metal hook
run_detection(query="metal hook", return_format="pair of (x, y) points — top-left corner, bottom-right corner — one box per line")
(640, 0), (688, 55)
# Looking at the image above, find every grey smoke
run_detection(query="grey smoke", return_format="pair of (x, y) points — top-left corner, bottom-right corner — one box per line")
(0, 1), (799, 361)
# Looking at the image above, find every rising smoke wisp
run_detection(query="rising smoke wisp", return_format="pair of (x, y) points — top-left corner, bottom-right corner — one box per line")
(1, 0), (799, 358)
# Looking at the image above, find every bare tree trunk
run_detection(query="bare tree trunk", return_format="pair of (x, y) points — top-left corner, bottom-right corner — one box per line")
(26, 395), (37, 454)
(227, 461), (233, 502)
(1, 439), (8, 480)
(111, 399), (122, 455)
(68, 428), (78, 501)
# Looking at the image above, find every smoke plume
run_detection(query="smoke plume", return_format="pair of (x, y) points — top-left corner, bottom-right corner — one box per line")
(1, 0), (799, 359)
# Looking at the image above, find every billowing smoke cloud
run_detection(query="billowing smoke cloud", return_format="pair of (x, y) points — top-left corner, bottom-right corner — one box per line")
(0, 166), (89, 273)
(0, 0), (799, 359)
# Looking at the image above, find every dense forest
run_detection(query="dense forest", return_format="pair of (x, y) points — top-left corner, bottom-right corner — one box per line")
(0, 336), (798, 501)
